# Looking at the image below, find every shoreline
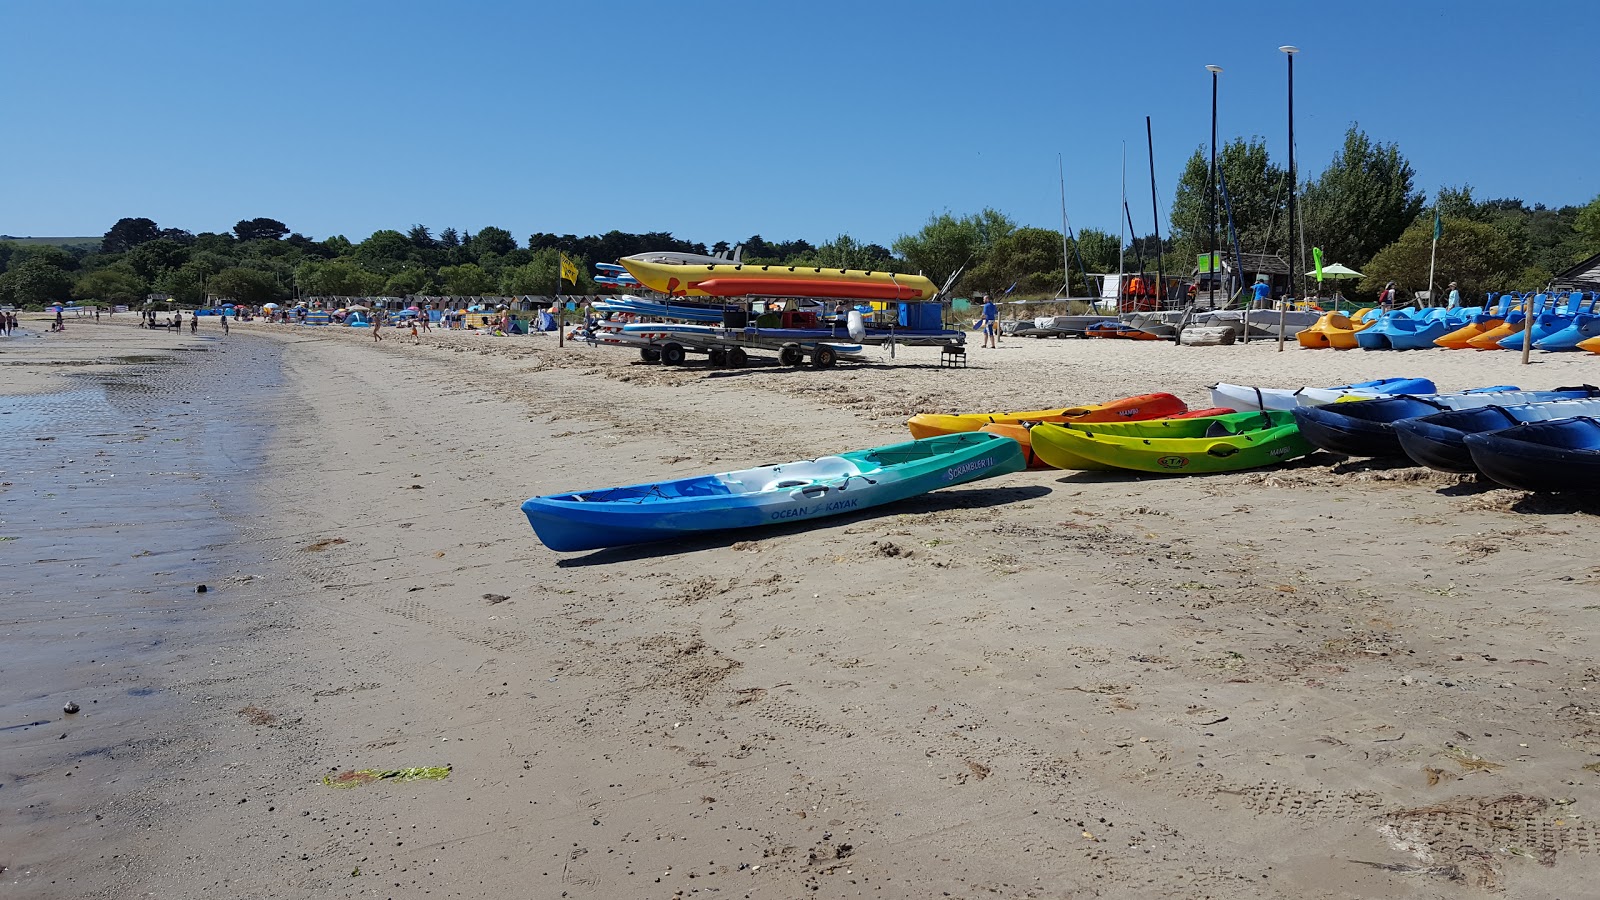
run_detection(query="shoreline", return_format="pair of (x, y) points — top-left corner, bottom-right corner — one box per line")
(7, 318), (1599, 897)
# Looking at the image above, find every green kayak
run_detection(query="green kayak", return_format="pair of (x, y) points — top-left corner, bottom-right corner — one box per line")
(1031, 410), (1312, 473)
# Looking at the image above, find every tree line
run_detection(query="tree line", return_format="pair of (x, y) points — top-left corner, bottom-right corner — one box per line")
(2, 123), (1597, 309)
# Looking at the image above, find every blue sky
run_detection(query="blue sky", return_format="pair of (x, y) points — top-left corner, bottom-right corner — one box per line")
(2, 0), (1592, 249)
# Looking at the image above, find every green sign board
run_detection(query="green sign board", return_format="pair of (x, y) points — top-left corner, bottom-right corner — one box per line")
(1196, 252), (1220, 274)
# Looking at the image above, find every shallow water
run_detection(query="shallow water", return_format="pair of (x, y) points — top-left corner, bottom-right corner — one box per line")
(0, 338), (283, 893)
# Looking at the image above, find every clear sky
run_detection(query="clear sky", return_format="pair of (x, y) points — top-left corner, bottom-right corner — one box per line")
(2, 0), (1592, 249)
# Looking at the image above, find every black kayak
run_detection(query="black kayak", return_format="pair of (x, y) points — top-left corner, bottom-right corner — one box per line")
(1464, 417), (1600, 492)
(1294, 389), (1600, 459)
(1395, 398), (1600, 473)
(1292, 396), (1453, 458)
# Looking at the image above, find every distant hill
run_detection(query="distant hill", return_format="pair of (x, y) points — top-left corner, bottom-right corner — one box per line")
(1, 235), (102, 249)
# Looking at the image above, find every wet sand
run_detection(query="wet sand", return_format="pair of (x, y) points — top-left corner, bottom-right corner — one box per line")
(6, 316), (1600, 898)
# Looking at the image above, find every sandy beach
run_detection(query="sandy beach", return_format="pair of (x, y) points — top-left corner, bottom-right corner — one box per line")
(5, 316), (1599, 898)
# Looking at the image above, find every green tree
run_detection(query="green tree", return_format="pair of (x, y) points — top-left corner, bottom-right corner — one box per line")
(208, 267), (285, 306)
(468, 226), (518, 259)
(102, 217), (162, 254)
(1576, 194), (1600, 256)
(498, 248), (580, 295)
(1168, 137), (1288, 272)
(438, 263), (495, 296)
(1358, 217), (1518, 301)
(233, 217), (290, 242)
(74, 266), (149, 305)
(801, 234), (898, 270)
(14, 244), (78, 271)
(383, 267), (433, 297)
(966, 226), (1065, 295)
(892, 209), (1016, 291)
(155, 264), (207, 305)
(0, 258), (76, 305)
(295, 259), (383, 297)
(1301, 125), (1424, 268)
(126, 238), (193, 280)
(355, 230), (413, 273)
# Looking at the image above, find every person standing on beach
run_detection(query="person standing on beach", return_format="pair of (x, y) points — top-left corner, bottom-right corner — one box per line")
(189, 312), (198, 334)
(1252, 275), (1272, 308)
(1447, 282), (1461, 309)
(371, 313), (383, 341)
(979, 294), (998, 348)
(220, 312), (229, 337)
(1379, 282), (1397, 313)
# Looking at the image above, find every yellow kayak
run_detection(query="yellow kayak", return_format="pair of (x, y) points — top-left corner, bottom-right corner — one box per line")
(907, 393), (1189, 440)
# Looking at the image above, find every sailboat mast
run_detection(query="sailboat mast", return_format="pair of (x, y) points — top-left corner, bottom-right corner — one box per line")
(1119, 142), (1127, 315)
(1146, 116), (1163, 311)
(1058, 155), (1072, 299)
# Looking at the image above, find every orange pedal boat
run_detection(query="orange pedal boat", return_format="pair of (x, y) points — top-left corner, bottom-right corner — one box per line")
(1297, 309), (1374, 349)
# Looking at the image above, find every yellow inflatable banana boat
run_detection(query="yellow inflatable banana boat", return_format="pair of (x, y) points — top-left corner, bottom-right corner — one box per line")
(620, 257), (938, 300)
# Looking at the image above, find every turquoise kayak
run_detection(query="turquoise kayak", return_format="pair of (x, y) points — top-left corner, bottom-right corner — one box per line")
(521, 432), (1026, 551)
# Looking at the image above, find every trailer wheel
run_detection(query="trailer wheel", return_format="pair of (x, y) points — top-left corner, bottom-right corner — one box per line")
(726, 346), (748, 367)
(640, 347), (662, 362)
(812, 344), (839, 368)
(661, 342), (687, 365)
(708, 348), (727, 366)
(779, 343), (805, 366)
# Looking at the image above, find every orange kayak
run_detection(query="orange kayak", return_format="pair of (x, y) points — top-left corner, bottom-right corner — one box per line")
(908, 392), (1189, 439)
(1436, 318), (1505, 349)
(1579, 335), (1600, 355)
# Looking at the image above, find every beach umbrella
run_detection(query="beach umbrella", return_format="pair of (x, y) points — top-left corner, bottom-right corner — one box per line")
(262, 302), (280, 309)
(347, 305), (370, 312)
(1307, 263), (1362, 279)
(407, 305), (421, 311)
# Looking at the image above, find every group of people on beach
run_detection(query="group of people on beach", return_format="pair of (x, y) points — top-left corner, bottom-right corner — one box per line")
(1, 311), (19, 335)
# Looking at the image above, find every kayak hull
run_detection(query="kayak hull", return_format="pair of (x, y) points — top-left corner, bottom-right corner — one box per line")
(1464, 418), (1600, 492)
(1029, 410), (1299, 471)
(1210, 378), (1437, 412)
(1031, 419), (1313, 474)
(521, 432), (1025, 551)
(1293, 390), (1599, 458)
(1394, 399), (1600, 473)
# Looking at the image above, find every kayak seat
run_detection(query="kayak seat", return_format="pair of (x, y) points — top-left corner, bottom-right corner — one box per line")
(761, 455), (860, 491)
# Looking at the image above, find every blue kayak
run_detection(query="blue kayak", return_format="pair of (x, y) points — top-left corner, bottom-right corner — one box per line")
(1465, 417), (1600, 492)
(1292, 388), (1599, 458)
(521, 432), (1026, 552)
(1394, 398), (1600, 472)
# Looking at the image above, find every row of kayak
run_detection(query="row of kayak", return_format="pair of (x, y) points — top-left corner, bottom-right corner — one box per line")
(901, 378), (1448, 476)
(1291, 388), (1600, 492)
(1297, 292), (1600, 352)
(521, 378), (1596, 552)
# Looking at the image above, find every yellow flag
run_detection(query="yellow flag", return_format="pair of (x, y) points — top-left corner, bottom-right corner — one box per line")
(559, 253), (579, 285)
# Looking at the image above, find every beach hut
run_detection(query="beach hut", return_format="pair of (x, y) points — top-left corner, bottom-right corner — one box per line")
(1553, 251), (1600, 293)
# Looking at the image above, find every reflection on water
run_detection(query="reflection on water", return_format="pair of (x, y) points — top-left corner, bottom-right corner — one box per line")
(0, 343), (284, 889)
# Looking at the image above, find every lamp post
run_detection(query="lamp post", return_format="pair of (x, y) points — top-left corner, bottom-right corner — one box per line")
(1205, 65), (1222, 311)
(1278, 45), (1299, 352)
